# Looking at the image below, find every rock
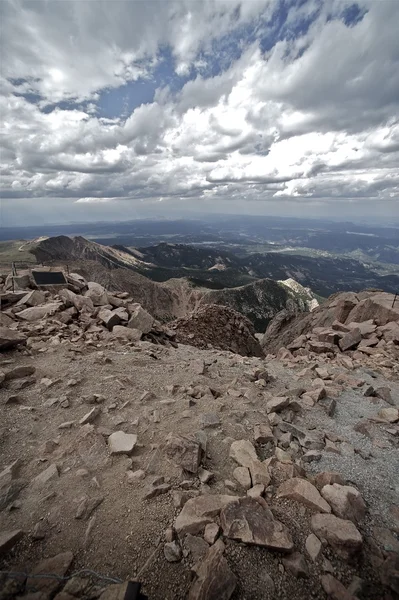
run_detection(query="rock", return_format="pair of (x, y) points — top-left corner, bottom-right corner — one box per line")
(254, 423), (274, 444)
(175, 495), (237, 535)
(311, 513), (363, 558)
(185, 534), (209, 562)
(277, 477), (331, 513)
(229, 439), (258, 468)
(126, 469), (146, 484)
(164, 433), (202, 474)
(85, 282), (109, 305)
(313, 472), (345, 491)
(98, 308), (121, 330)
(32, 520), (47, 540)
(75, 495), (104, 520)
(305, 533), (322, 562)
(308, 341), (336, 354)
(204, 523), (220, 545)
(0, 327), (26, 350)
(144, 483), (171, 500)
(198, 468), (214, 484)
(112, 326), (142, 342)
(320, 574), (355, 600)
(16, 290), (45, 307)
(378, 407), (399, 423)
(374, 386), (393, 404)
(164, 540), (182, 562)
(31, 464), (59, 488)
(200, 413), (221, 429)
(266, 396), (290, 413)
(188, 541), (237, 600)
(79, 406), (101, 425)
(233, 467), (251, 490)
(27, 551), (74, 594)
(221, 497), (293, 551)
(3, 365), (35, 380)
(321, 484), (366, 523)
(282, 552), (309, 578)
(373, 526), (399, 554)
(249, 460), (271, 487)
(247, 484), (265, 498)
(0, 529), (24, 555)
(339, 328), (362, 352)
(127, 305), (154, 333)
(108, 431), (137, 455)
(17, 303), (61, 321)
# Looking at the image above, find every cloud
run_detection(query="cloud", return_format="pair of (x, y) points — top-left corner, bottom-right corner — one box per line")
(0, 0), (398, 225)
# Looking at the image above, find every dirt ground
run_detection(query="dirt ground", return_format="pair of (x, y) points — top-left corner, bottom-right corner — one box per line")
(0, 339), (397, 599)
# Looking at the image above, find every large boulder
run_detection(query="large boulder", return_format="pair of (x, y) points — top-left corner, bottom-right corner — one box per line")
(85, 282), (109, 305)
(311, 513), (363, 558)
(127, 304), (154, 333)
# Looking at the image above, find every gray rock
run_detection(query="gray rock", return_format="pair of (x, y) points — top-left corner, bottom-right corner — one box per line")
(127, 305), (154, 333)
(233, 467), (251, 490)
(282, 552), (309, 578)
(311, 513), (363, 558)
(175, 495), (237, 535)
(112, 325), (142, 342)
(31, 464), (59, 488)
(229, 439), (258, 468)
(79, 406), (101, 425)
(204, 523), (220, 545)
(164, 541), (182, 562)
(339, 328), (362, 352)
(26, 551), (74, 594)
(184, 534), (209, 562)
(200, 413), (221, 429)
(108, 431), (137, 455)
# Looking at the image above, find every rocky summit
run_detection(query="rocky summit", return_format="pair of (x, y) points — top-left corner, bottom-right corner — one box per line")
(0, 266), (398, 600)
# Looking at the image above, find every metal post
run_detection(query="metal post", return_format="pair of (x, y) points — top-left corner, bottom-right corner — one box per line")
(392, 293), (398, 309)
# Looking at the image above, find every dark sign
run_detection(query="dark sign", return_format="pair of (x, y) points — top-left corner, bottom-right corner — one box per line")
(32, 271), (67, 286)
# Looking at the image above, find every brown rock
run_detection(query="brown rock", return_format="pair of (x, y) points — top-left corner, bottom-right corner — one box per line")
(204, 523), (220, 545)
(378, 408), (399, 423)
(277, 477), (331, 513)
(188, 542), (237, 600)
(282, 552), (309, 578)
(185, 534), (209, 562)
(313, 472), (345, 491)
(321, 574), (356, 600)
(249, 460), (270, 488)
(229, 439), (258, 467)
(266, 396), (290, 413)
(220, 496), (293, 552)
(175, 495), (237, 535)
(305, 533), (322, 562)
(0, 327), (26, 350)
(233, 467), (251, 490)
(164, 433), (202, 474)
(308, 341), (336, 354)
(311, 513), (362, 558)
(254, 423), (274, 444)
(321, 484), (366, 523)
(339, 328), (362, 352)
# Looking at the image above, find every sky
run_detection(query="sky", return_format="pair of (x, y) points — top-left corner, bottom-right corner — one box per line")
(1, 0), (399, 226)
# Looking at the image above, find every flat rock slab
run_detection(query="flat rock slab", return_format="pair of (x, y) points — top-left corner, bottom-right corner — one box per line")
(311, 513), (363, 558)
(27, 551), (74, 594)
(31, 464), (59, 488)
(220, 497), (294, 552)
(0, 529), (24, 556)
(108, 431), (137, 455)
(175, 495), (237, 535)
(188, 542), (237, 600)
(277, 477), (331, 513)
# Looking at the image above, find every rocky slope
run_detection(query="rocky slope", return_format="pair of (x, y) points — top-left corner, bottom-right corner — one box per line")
(0, 268), (398, 600)
(18, 237), (320, 331)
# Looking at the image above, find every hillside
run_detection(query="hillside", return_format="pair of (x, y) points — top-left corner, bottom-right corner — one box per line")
(26, 236), (399, 297)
